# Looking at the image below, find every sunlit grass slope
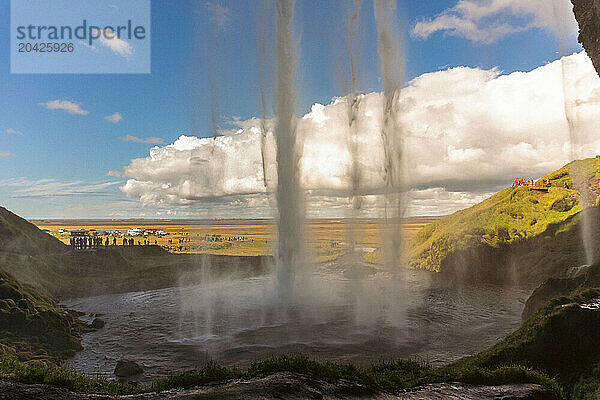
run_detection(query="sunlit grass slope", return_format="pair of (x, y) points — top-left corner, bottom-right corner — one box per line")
(406, 157), (600, 283)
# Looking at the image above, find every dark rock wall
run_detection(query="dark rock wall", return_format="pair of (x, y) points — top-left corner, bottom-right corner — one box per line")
(572, 0), (600, 76)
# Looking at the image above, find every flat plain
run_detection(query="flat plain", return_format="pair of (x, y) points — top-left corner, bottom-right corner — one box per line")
(30, 217), (440, 261)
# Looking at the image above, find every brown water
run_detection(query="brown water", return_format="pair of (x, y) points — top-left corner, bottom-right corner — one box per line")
(63, 259), (529, 382)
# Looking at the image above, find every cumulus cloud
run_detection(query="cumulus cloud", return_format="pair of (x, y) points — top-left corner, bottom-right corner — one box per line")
(0, 151), (14, 158)
(40, 100), (89, 115)
(96, 28), (134, 59)
(6, 128), (23, 135)
(104, 112), (123, 123)
(120, 135), (165, 144)
(119, 52), (600, 216)
(413, 0), (578, 43)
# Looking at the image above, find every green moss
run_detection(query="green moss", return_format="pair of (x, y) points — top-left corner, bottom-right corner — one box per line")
(0, 269), (90, 362)
(0, 351), (559, 396)
(0, 356), (136, 395)
(572, 362), (600, 400)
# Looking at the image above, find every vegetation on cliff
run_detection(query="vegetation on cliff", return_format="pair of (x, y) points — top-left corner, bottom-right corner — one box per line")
(406, 157), (600, 284)
(0, 269), (93, 363)
(453, 288), (600, 399)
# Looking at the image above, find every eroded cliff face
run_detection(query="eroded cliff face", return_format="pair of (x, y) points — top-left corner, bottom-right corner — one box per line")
(572, 0), (600, 76)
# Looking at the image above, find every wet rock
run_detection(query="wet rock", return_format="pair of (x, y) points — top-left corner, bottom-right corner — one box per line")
(522, 276), (584, 320)
(90, 318), (105, 329)
(0, 375), (557, 399)
(114, 359), (143, 377)
(523, 261), (600, 320)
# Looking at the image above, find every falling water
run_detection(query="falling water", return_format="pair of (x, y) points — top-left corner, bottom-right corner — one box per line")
(373, 0), (406, 269)
(174, 0), (420, 365)
(341, 0), (364, 253)
(553, 1), (595, 265)
(273, 0), (305, 303)
(335, 0), (363, 252)
(258, 0), (275, 190)
(336, 0), (366, 323)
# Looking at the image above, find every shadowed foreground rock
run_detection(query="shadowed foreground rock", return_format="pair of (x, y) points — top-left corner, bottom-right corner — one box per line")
(0, 373), (556, 400)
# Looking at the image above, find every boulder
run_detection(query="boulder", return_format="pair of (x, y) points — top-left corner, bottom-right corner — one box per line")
(90, 318), (105, 329)
(114, 359), (143, 377)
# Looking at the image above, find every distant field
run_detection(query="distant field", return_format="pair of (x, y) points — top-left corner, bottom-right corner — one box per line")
(30, 217), (440, 262)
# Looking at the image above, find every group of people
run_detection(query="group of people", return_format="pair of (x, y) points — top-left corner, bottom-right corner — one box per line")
(513, 178), (536, 187)
(512, 178), (569, 189)
(168, 237), (190, 244)
(70, 236), (109, 249)
(203, 234), (252, 243)
(70, 236), (157, 250)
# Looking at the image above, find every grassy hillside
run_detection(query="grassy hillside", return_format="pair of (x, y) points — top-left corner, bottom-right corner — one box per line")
(406, 157), (600, 285)
(0, 206), (66, 255)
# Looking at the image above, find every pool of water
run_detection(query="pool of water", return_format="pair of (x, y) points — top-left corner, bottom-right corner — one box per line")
(63, 258), (529, 381)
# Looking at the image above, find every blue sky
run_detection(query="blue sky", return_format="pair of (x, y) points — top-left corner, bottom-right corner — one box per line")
(0, 0), (586, 218)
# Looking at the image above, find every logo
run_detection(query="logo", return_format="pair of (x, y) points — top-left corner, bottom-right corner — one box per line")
(11, 0), (151, 74)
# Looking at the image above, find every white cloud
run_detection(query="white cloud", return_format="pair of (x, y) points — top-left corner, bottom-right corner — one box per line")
(413, 0), (578, 43)
(96, 28), (134, 59)
(121, 135), (165, 144)
(6, 128), (23, 135)
(0, 177), (122, 198)
(0, 151), (14, 158)
(105, 169), (124, 177)
(105, 112), (123, 123)
(406, 188), (495, 216)
(118, 52), (600, 216)
(40, 99), (89, 115)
